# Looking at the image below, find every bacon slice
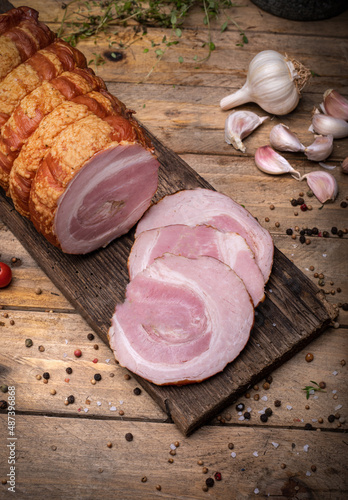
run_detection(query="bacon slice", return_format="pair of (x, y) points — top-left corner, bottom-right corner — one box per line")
(128, 224), (265, 306)
(109, 254), (254, 385)
(0, 39), (87, 126)
(136, 189), (274, 282)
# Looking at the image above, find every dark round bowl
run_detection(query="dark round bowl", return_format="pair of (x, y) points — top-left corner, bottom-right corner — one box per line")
(250, 0), (348, 21)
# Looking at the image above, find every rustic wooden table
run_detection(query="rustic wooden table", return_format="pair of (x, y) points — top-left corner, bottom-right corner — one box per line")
(1, 1), (347, 498)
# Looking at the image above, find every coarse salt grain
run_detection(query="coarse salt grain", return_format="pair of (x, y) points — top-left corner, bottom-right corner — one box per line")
(253, 451), (259, 457)
(231, 452), (237, 458)
(303, 445), (309, 452)
(312, 419), (318, 422)
(238, 411), (243, 416)
(170, 444), (176, 450)
(269, 289), (273, 293)
(272, 323), (276, 327)
(323, 254), (327, 257)
(261, 396), (268, 402)
(306, 471), (311, 476)
(332, 390), (337, 394)
(332, 371), (338, 376)
(65, 339), (68, 344)
(84, 408), (89, 413)
(287, 405), (293, 410)
(272, 442), (279, 449)
(309, 389), (315, 395)
(97, 401), (102, 406)
(254, 488), (260, 494)
(247, 407), (252, 412)
(110, 406), (117, 411)
(119, 400), (123, 405)
(239, 416), (245, 421)
(313, 395), (319, 400)
(335, 404), (343, 410)
(105, 359), (110, 363)
(63, 353), (67, 358)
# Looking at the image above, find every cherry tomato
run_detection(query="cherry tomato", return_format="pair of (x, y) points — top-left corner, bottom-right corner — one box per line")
(0, 262), (12, 288)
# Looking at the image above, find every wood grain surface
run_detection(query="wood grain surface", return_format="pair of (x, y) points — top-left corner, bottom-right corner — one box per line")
(0, 0), (347, 497)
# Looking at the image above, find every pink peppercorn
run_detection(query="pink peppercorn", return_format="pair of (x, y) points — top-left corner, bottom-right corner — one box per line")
(74, 349), (82, 358)
(92, 358), (98, 364)
(214, 472), (222, 481)
(300, 204), (308, 212)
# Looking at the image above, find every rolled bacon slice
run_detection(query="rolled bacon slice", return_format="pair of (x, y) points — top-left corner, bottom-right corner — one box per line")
(128, 224), (265, 306)
(0, 68), (106, 189)
(9, 90), (127, 217)
(136, 188), (274, 282)
(108, 254), (254, 385)
(0, 6), (38, 36)
(0, 39), (87, 126)
(29, 113), (159, 254)
(0, 18), (55, 81)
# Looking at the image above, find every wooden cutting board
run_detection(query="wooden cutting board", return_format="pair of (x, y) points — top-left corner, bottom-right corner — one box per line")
(0, 129), (336, 435)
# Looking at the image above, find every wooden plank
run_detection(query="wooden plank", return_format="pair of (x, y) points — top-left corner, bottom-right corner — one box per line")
(0, 415), (347, 499)
(1, 305), (347, 429)
(0, 128), (337, 435)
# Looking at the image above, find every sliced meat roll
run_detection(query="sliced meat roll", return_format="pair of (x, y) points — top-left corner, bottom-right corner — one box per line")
(0, 18), (55, 81)
(29, 113), (159, 254)
(0, 6), (38, 36)
(0, 68), (105, 189)
(136, 188), (274, 282)
(109, 254), (254, 385)
(9, 90), (124, 217)
(128, 224), (265, 306)
(0, 39), (87, 126)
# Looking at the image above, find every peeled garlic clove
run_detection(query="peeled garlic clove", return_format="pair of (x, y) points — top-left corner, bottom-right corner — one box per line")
(269, 124), (305, 152)
(311, 109), (348, 139)
(321, 89), (348, 121)
(304, 134), (333, 162)
(255, 145), (301, 178)
(301, 171), (338, 204)
(220, 50), (311, 115)
(225, 111), (269, 152)
(341, 157), (348, 174)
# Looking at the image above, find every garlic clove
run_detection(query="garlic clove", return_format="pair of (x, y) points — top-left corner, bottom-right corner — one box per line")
(220, 50), (311, 115)
(269, 124), (305, 152)
(225, 111), (269, 152)
(321, 89), (348, 121)
(300, 171), (338, 204)
(311, 109), (348, 139)
(341, 157), (348, 174)
(255, 145), (301, 178)
(304, 134), (333, 162)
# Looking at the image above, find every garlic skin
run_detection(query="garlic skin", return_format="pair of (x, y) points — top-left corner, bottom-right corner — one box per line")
(220, 50), (311, 115)
(269, 124), (305, 152)
(321, 89), (348, 121)
(311, 109), (348, 139)
(255, 145), (301, 178)
(300, 171), (338, 204)
(225, 111), (269, 152)
(342, 157), (348, 174)
(304, 134), (333, 162)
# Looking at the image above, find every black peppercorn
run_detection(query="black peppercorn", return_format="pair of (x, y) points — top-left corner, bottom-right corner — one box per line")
(205, 478), (214, 488)
(340, 201), (347, 208)
(87, 333), (95, 341)
(265, 408), (273, 417)
(304, 423), (313, 430)
(342, 303), (348, 311)
(274, 400), (281, 407)
(297, 197), (304, 205)
(312, 227), (319, 235)
(291, 199), (298, 207)
(94, 374), (102, 381)
(0, 400), (8, 410)
(236, 403), (245, 411)
(299, 235), (306, 244)
(25, 339), (33, 348)
(331, 227), (338, 235)
(286, 228), (293, 236)
(125, 432), (133, 441)
(328, 414), (335, 423)
(306, 229), (313, 236)
(323, 231), (330, 238)
(243, 411), (251, 420)
(337, 230), (344, 238)
(300, 229), (305, 235)
(66, 367), (73, 375)
(67, 395), (75, 404)
(260, 414), (268, 422)
(266, 375), (273, 384)
(133, 387), (141, 395)
(43, 372), (50, 380)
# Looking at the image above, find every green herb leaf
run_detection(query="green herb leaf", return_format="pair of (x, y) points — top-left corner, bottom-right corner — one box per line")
(178, 56), (184, 63)
(221, 21), (228, 32)
(175, 28), (182, 38)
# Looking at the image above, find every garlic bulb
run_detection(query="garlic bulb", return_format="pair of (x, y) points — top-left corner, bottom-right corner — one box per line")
(300, 171), (338, 204)
(220, 50), (311, 115)
(269, 124), (305, 152)
(255, 146), (301, 178)
(342, 157), (348, 174)
(311, 109), (348, 139)
(321, 89), (348, 120)
(225, 111), (269, 152)
(304, 135), (333, 162)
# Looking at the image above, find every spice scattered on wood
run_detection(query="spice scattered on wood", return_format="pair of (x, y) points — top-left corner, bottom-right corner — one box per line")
(35, 287), (42, 295)
(214, 472), (222, 481)
(260, 414), (268, 422)
(67, 395), (75, 404)
(244, 412), (251, 420)
(66, 367), (72, 374)
(107, 442), (112, 448)
(198, 460), (204, 465)
(0, 385), (8, 393)
(202, 467), (208, 474)
(328, 414), (335, 423)
(125, 433), (133, 442)
(38, 345), (45, 352)
(25, 339), (33, 348)
(74, 349), (82, 358)
(93, 344), (99, 350)
(236, 403), (245, 411)
(0, 400), (8, 410)
(274, 400), (281, 407)
(305, 353), (314, 362)
(43, 372), (50, 380)
(50, 389), (56, 395)
(141, 477), (147, 483)
(87, 333), (95, 341)
(156, 485), (161, 491)
(94, 374), (102, 381)
(36, 374), (42, 380)
(133, 387), (141, 395)
(205, 478), (214, 488)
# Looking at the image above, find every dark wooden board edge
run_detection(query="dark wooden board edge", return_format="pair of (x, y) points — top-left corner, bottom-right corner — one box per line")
(0, 125), (337, 436)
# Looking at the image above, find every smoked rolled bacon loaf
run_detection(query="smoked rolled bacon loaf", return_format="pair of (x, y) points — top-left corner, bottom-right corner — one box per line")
(0, 7), (160, 254)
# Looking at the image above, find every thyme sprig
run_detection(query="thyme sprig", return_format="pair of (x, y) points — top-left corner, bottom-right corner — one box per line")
(56, 0), (246, 68)
(302, 380), (326, 400)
